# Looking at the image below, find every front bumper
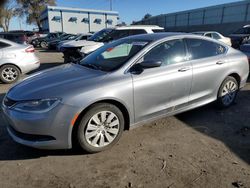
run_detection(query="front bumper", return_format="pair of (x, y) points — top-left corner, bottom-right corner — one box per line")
(2, 100), (79, 150)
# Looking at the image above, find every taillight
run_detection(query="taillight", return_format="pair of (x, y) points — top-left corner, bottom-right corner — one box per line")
(25, 46), (35, 53)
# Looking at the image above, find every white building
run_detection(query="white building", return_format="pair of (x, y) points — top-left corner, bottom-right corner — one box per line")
(40, 6), (119, 34)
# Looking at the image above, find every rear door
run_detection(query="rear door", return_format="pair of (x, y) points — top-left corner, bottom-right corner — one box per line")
(185, 38), (228, 105)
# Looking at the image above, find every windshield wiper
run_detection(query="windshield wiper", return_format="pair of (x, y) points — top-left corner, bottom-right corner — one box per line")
(81, 63), (102, 70)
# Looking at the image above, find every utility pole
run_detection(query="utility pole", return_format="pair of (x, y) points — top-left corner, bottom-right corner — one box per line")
(110, 0), (112, 11)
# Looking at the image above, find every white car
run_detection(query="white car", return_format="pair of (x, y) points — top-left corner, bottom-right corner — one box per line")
(0, 38), (40, 84)
(61, 25), (164, 63)
(193, 31), (232, 46)
(56, 33), (92, 51)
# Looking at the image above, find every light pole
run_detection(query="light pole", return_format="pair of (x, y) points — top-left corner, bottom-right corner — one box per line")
(110, 0), (112, 11)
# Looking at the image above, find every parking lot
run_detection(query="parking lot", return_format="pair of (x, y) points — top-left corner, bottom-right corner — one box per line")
(0, 50), (249, 188)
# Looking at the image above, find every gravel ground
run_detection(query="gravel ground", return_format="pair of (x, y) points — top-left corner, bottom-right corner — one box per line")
(0, 50), (249, 188)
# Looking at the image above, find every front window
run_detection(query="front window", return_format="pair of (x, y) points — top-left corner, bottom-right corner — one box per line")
(79, 38), (150, 72)
(143, 39), (187, 66)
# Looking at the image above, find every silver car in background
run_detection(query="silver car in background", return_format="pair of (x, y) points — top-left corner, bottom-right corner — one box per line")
(0, 38), (40, 83)
(2, 33), (249, 153)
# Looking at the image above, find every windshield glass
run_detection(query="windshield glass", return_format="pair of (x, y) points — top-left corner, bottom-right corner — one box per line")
(79, 38), (150, 72)
(88, 29), (113, 42)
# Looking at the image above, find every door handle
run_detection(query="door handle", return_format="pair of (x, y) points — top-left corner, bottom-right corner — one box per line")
(216, 61), (226, 65)
(178, 67), (191, 72)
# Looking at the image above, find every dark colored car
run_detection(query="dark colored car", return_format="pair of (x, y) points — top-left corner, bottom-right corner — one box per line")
(48, 34), (77, 50)
(0, 32), (33, 45)
(31, 32), (65, 48)
(229, 26), (250, 49)
(240, 44), (250, 63)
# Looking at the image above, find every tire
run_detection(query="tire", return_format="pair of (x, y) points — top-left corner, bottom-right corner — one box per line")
(76, 103), (124, 153)
(40, 41), (48, 48)
(0, 65), (20, 84)
(217, 76), (239, 108)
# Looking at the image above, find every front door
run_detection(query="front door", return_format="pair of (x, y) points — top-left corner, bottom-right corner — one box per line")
(131, 39), (193, 122)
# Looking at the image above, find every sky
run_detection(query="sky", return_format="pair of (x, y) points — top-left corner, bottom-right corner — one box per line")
(8, 0), (240, 31)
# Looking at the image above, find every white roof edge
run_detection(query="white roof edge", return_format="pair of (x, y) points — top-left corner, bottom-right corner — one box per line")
(116, 25), (164, 29)
(47, 6), (119, 14)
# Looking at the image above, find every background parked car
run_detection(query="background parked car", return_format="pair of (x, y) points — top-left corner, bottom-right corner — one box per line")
(31, 32), (65, 48)
(56, 33), (92, 51)
(0, 32), (29, 45)
(61, 25), (164, 63)
(48, 34), (77, 50)
(229, 25), (250, 48)
(0, 38), (40, 83)
(193, 31), (232, 46)
(240, 44), (250, 63)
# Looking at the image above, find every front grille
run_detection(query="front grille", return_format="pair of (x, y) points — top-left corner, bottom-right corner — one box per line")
(3, 97), (17, 107)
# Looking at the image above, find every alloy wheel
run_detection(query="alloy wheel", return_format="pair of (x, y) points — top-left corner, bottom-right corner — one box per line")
(85, 111), (120, 148)
(221, 80), (237, 106)
(1, 67), (19, 82)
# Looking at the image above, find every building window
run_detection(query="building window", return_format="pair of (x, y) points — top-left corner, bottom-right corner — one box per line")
(106, 19), (113, 25)
(52, 16), (61, 22)
(69, 17), (77, 23)
(82, 18), (89, 23)
(94, 18), (102, 24)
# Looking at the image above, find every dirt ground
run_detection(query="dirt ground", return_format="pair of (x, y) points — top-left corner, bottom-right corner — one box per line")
(0, 50), (249, 188)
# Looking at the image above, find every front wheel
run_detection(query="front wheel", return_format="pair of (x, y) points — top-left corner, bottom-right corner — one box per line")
(217, 76), (239, 108)
(77, 103), (124, 153)
(40, 41), (48, 48)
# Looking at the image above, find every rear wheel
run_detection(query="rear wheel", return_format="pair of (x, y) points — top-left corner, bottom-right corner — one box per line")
(217, 76), (239, 108)
(76, 103), (124, 153)
(0, 65), (20, 84)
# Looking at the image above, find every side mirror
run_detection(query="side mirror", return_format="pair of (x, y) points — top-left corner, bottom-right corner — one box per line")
(140, 60), (162, 68)
(130, 60), (162, 75)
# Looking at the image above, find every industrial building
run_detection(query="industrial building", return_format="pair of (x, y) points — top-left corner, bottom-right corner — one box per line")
(135, 0), (250, 35)
(40, 6), (119, 34)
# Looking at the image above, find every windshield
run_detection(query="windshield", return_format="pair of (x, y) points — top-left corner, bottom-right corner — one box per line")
(88, 29), (113, 42)
(79, 38), (150, 72)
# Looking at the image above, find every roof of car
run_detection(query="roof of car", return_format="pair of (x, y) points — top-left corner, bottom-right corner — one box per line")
(125, 32), (190, 41)
(115, 25), (164, 30)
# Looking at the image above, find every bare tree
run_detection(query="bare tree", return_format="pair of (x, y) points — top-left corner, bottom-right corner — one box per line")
(0, 0), (17, 32)
(16, 0), (56, 31)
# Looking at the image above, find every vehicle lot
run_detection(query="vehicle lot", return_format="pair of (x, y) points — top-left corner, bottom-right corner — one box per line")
(0, 50), (249, 188)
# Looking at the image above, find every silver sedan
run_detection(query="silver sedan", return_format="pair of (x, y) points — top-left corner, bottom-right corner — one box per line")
(2, 33), (249, 153)
(0, 38), (40, 83)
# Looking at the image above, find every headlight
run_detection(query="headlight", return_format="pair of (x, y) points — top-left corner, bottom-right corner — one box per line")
(12, 98), (61, 113)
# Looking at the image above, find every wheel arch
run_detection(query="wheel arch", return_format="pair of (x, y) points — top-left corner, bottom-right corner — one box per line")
(71, 99), (131, 147)
(0, 63), (22, 73)
(228, 72), (241, 86)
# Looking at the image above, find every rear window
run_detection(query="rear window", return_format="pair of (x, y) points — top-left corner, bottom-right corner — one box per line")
(186, 38), (226, 60)
(129, 29), (147, 35)
(0, 41), (11, 49)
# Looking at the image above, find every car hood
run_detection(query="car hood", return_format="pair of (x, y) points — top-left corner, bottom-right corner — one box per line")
(7, 64), (107, 101)
(62, 40), (103, 48)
